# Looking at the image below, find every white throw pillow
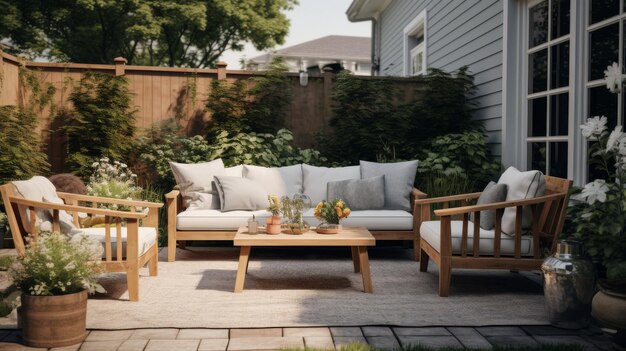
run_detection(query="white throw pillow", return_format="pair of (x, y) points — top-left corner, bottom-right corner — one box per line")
(302, 164), (360, 205)
(214, 176), (268, 211)
(169, 159), (225, 209)
(43, 196), (80, 235)
(497, 166), (546, 235)
(224, 165), (244, 177)
(12, 176), (61, 233)
(243, 164), (302, 197)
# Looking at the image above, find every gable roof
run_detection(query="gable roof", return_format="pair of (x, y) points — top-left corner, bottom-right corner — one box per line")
(251, 35), (371, 63)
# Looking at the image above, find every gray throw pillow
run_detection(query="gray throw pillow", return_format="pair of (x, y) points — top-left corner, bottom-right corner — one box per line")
(470, 181), (508, 230)
(214, 176), (268, 211)
(359, 160), (419, 211)
(327, 176), (385, 210)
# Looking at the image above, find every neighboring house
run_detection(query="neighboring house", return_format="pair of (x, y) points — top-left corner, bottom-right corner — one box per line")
(248, 35), (372, 75)
(347, 0), (615, 186)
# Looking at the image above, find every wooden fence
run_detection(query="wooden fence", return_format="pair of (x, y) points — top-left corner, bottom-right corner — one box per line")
(0, 51), (422, 171)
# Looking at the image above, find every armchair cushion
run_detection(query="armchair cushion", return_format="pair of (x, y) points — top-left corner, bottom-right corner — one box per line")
(497, 167), (545, 235)
(169, 159), (225, 210)
(470, 181), (508, 229)
(214, 176), (268, 211)
(12, 176), (75, 233)
(327, 176), (385, 210)
(76, 226), (157, 258)
(360, 160), (418, 211)
(420, 220), (533, 256)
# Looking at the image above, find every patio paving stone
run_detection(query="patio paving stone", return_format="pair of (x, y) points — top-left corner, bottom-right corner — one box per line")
(129, 328), (179, 340)
(227, 336), (304, 350)
(0, 342), (46, 350)
(85, 330), (133, 341)
(393, 327), (450, 336)
(50, 344), (81, 351)
(198, 338), (229, 351)
(303, 336), (335, 349)
(230, 328), (282, 338)
(178, 329), (229, 339)
(522, 325), (582, 336)
(447, 327), (492, 349)
(533, 335), (598, 351)
(398, 335), (463, 348)
(365, 336), (401, 350)
(361, 327), (394, 337)
(283, 327), (331, 337)
(1, 331), (22, 343)
(583, 335), (614, 350)
(486, 335), (539, 347)
(333, 336), (367, 348)
(145, 339), (200, 351)
(78, 340), (124, 351)
(329, 327), (363, 337)
(476, 326), (527, 336)
(117, 339), (149, 351)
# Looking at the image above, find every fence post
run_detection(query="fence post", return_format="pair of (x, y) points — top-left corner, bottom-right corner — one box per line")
(217, 61), (228, 80)
(323, 67), (334, 127)
(114, 57), (127, 76)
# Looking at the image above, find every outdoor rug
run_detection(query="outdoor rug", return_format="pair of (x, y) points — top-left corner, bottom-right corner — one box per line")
(1, 246), (548, 329)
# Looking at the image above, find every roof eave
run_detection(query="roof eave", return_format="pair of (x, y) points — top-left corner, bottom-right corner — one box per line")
(346, 0), (391, 22)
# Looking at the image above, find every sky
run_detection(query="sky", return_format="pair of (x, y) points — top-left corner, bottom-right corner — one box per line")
(219, 0), (371, 69)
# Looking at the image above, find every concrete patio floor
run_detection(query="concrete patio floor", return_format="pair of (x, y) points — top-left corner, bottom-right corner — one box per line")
(0, 325), (613, 351)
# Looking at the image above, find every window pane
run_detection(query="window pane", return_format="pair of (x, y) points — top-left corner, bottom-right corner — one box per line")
(529, 142), (547, 172)
(551, 41), (569, 89)
(529, 1), (548, 48)
(529, 49), (548, 93)
(589, 23), (619, 81)
(550, 93), (569, 136)
(589, 86), (618, 130)
(549, 142), (568, 178)
(529, 97), (548, 137)
(589, 0), (619, 25)
(551, 0), (570, 39)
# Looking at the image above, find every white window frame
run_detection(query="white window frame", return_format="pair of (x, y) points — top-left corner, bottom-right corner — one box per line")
(403, 9), (427, 76)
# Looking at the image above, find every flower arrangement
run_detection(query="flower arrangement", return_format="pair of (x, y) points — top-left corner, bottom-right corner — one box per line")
(9, 232), (105, 296)
(280, 194), (312, 234)
(267, 195), (281, 217)
(564, 62), (626, 283)
(86, 158), (142, 210)
(314, 199), (351, 225)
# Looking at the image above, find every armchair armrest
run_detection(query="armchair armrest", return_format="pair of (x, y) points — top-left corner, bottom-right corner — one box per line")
(57, 192), (163, 209)
(8, 197), (149, 220)
(411, 188), (427, 200)
(434, 192), (565, 217)
(414, 192), (482, 206)
(165, 190), (180, 200)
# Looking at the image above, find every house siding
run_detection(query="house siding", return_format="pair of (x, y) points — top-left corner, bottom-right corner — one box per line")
(377, 0), (504, 156)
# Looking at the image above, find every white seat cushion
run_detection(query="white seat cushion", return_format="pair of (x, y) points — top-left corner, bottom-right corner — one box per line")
(420, 220), (533, 256)
(76, 227), (157, 258)
(302, 209), (413, 231)
(177, 209), (272, 231)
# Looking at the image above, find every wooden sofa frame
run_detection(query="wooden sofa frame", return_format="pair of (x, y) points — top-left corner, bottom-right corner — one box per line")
(0, 184), (163, 301)
(165, 188), (427, 262)
(414, 176), (572, 296)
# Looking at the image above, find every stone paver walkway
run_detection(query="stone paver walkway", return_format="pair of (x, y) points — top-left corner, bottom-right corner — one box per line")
(0, 325), (612, 351)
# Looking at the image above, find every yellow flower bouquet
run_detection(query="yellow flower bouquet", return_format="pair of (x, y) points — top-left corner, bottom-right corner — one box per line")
(314, 199), (351, 225)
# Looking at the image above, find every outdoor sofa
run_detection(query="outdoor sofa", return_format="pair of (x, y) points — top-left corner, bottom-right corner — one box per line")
(165, 159), (426, 262)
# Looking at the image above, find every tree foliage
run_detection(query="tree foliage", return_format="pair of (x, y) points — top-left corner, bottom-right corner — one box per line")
(0, 0), (296, 68)
(58, 72), (136, 176)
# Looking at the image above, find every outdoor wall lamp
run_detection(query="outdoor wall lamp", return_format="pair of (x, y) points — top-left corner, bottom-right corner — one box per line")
(299, 70), (308, 86)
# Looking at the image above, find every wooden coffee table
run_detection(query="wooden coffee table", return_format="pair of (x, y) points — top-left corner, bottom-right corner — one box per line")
(233, 226), (376, 293)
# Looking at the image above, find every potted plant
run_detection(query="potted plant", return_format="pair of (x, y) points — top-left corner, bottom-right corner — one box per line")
(565, 115), (626, 347)
(9, 231), (104, 348)
(266, 195), (282, 234)
(280, 195), (311, 234)
(313, 199), (351, 234)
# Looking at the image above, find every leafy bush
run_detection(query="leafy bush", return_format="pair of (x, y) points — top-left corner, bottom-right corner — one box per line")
(417, 130), (500, 192)
(58, 72), (136, 176)
(205, 58), (291, 136)
(86, 158), (142, 210)
(0, 106), (50, 184)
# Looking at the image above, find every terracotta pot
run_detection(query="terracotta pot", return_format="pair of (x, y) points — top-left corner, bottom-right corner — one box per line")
(592, 285), (626, 349)
(20, 290), (88, 348)
(266, 224), (282, 234)
(265, 216), (281, 225)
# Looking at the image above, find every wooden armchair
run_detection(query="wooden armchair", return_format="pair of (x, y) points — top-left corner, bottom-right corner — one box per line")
(0, 181), (163, 301)
(415, 176), (572, 297)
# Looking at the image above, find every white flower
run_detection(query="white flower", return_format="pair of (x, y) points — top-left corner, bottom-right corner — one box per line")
(607, 126), (625, 152)
(581, 116), (608, 140)
(604, 62), (623, 93)
(45, 262), (54, 269)
(574, 179), (609, 205)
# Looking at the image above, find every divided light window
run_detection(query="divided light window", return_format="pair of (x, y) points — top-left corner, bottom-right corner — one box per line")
(526, 0), (570, 178)
(403, 10), (427, 76)
(586, 0), (626, 180)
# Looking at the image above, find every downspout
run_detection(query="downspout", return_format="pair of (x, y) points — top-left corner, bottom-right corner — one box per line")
(371, 19), (378, 76)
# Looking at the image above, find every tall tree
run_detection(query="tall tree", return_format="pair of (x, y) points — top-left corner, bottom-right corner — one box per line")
(0, 0), (296, 68)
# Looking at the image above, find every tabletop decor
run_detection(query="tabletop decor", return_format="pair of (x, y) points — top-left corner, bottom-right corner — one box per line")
(280, 194), (312, 234)
(314, 199), (351, 234)
(266, 195), (282, 234)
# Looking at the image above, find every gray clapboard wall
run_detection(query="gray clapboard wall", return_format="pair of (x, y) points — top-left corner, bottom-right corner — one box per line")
(376, 0), (503, 156)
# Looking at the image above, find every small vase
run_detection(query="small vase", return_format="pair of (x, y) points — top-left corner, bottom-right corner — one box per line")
(266, 216), (281, 225)
(282, 222), (310, 235)
(266, 224), (282, 234)
(316, 223), (342, 234)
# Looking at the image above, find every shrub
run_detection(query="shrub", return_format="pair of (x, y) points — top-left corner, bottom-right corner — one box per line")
(0, 106), (50, 184)
(85, 158), (142, 210)
(58, 72), (136, 176)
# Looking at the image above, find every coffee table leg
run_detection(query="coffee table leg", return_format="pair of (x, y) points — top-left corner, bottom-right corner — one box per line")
(234, 246), (251, 293)
(358, 246), (373, 293)
(351, 246), (360, 273)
